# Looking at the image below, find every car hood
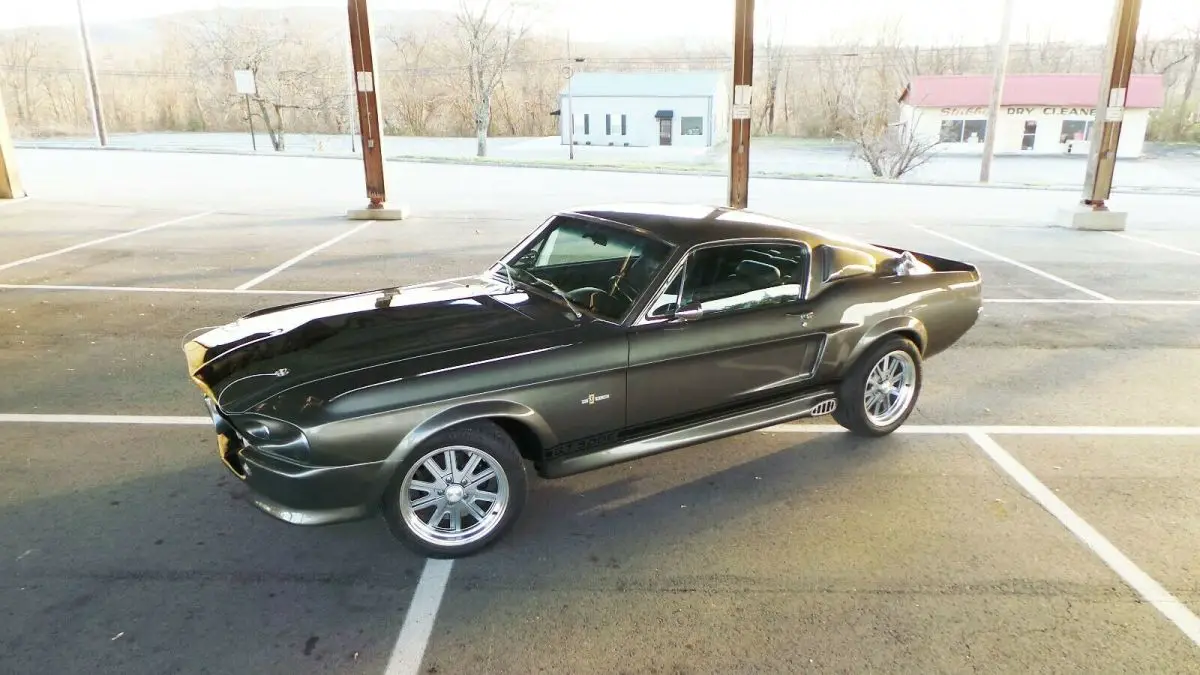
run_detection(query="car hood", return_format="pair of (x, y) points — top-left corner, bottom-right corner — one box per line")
(183, 275), (580, 412)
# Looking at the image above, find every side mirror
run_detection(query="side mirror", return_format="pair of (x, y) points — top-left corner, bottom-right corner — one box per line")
(672, 301), (704, 322)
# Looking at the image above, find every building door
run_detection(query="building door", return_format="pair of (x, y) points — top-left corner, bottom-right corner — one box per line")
(1021, 121), (1037, 150)
(658, 118), (672, 145)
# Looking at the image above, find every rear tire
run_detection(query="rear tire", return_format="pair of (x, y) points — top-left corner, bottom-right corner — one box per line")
(381, 420), (527, 558)
(832, 336), (922, 437)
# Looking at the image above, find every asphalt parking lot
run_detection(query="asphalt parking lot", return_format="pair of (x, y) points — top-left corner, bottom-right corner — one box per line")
(2, 161), (1200, 674)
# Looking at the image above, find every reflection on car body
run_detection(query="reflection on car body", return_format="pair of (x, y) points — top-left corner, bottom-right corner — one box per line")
(182, 202), (983, 558)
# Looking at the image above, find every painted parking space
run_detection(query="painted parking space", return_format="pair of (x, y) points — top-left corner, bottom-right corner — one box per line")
(906, 222), (1200, 302)
(0, 202), (206, 264)
(3, 167), (1200, 675)
(0, 290), (275, 416)
(423, 430), (1200, 673)
(0, 422), (425, 675)
(249, 216), (516, 292)
(0, 212), (382, 290)
(999, 435), (1200, 616)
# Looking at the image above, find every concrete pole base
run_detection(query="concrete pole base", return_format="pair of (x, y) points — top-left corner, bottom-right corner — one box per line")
(1054, 204), (1127, 231)
(347, 201), (410, 221)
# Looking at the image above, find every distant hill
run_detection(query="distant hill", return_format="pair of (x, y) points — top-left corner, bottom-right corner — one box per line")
(0, 6), (717, 55)
(1, 7), (466, 46)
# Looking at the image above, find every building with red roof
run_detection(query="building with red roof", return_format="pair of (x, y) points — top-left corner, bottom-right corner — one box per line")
(897, 73), (1165, 157)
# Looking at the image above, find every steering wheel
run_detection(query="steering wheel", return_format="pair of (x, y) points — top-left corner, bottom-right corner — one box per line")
(607, 275), (638, 303)
(568, 286), (630, 316)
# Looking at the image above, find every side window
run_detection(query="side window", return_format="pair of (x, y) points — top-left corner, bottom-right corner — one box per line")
(647, 243), (808, 319)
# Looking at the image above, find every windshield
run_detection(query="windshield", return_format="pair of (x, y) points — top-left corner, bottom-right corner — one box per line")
(496, 215), (675, 323)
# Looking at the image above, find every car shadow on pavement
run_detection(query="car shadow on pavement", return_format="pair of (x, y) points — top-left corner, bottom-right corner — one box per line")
(475, 430), (901, 573)
(0, 461), (420, 675)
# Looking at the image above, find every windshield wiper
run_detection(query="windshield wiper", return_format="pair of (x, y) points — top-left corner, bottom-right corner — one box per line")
(495, 261), (583, 321)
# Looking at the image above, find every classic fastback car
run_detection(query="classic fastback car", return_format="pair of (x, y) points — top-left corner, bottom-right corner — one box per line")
(183, 203), (983, 558)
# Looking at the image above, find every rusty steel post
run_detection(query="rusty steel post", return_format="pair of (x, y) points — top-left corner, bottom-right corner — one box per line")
(1081, 0), (1142, 208)
(728, 0), (754, 209)
(348, 0), (386, 208)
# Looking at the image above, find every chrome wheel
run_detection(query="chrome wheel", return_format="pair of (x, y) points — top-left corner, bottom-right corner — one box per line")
(863, 350), (917, 427)
(398, 444), (510, 548)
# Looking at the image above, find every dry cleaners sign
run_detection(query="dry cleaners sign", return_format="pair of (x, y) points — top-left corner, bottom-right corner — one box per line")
(1008, 106), (1097, 116)
(938, 106), (1098, 116)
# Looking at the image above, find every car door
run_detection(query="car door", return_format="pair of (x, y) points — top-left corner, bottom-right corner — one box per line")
(625, 240), (827, 430)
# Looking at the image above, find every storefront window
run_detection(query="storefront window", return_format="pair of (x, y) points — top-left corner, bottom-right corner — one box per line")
(1059, 120), (1093, 143)
(681, 117), (703, 136)
(939, 119), (987, 143)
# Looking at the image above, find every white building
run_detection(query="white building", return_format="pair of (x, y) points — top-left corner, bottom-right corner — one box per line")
(555, 71), (730, 148)
(896, 74), (1165, 158)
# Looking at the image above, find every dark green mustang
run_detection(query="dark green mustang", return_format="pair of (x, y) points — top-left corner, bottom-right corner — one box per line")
(183, 204), (983, 558)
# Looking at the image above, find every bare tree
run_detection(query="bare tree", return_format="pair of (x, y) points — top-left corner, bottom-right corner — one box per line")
(820, 37), (943, 179)
(0, 32), (40, 124)
(382, 26), (453, 135)
(190, 11), (342, 150)
(841, 97), (941, 179)
(451, 0), (534, 156)
(1173, 23), (1200, 139)
(756, 23), (786, 135)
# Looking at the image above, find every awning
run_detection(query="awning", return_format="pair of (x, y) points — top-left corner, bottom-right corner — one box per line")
(654, 110), (674, 119)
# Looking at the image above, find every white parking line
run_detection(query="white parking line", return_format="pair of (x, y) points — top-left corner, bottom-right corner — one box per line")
(0, 283), (340, 296)
(235, 220), (375, 291)
(984, 298), (1200, 306)
(1105, 231), (1200, 259)
(909, 224), (1114, 301)
(0, 413), (210, 425)
(3, 412), (1196, 665)
(0, 211), (214, 272)
(968, 432), (1200, 646)
(769, 424), (1200, 436)
(384, 558), (454, 675)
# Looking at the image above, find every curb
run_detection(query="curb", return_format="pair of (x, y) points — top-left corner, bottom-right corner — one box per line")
(14, 142), (1200, 197)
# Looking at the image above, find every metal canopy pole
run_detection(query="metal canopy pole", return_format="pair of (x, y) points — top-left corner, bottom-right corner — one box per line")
(347, 0), (387, 209)
(728, 0), (755, 209)
(1081, 0), (1142, 209)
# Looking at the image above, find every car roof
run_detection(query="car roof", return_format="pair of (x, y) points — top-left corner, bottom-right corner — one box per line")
(559, 202), (873, 252)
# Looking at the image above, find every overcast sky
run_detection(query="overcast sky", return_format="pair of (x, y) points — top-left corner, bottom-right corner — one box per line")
(3, 0), (1198, 46)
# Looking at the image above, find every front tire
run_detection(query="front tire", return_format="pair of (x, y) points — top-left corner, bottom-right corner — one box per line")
(381, 420), (527, 558)
(832, 336), (923, 436)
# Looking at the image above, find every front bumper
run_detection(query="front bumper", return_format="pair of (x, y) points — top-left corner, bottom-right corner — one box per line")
(204, 399), (386, 526)
(238, 448), (385, 525)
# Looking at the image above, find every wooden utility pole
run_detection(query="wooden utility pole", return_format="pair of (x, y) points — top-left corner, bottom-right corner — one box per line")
(1081, 0), (1142, 209)
(728, 0), (755, 209)
(979, 0), (1015, 183)
(347, 0), (392, 216)
(75, 0), (107, 147)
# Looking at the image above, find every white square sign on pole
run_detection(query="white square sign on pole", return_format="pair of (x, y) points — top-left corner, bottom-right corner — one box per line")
(233, 69), (256, 95)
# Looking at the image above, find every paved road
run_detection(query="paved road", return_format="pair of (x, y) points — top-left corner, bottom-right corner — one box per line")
(14, 133), (1200, 192)
(1, 158), (1199, 673)
(9, 147), (1200, 229)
